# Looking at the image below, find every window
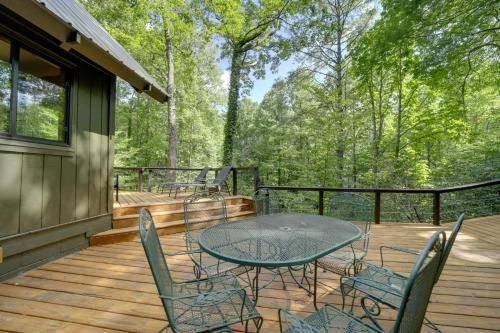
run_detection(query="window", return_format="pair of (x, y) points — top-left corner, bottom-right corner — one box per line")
(0, 34), (70, 144)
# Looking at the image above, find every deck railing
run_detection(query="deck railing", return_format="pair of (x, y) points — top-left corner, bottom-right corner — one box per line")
(113, 166), (499, 226)
(259, 179), (500, 225)
(113, 166), (260, 196)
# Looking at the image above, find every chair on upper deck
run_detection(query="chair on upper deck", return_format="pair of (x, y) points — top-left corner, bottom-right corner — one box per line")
(161, 166), (210, 199)
(139, 207), (262, 333)
(317, 193), (374, 277)
(279, 229), (446, 333)
(340, 213), (465, 332)
(205, 165), (232, 195)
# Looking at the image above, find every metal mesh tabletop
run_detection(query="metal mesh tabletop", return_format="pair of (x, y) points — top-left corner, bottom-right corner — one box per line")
(198, 214), (361, 268)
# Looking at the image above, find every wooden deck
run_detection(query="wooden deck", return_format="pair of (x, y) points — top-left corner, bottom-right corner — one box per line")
(0, 215), (499, 332)
(114, 190), (199, 207)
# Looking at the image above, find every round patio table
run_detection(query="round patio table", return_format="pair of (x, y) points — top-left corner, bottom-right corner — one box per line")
(198, 213), (361, 304)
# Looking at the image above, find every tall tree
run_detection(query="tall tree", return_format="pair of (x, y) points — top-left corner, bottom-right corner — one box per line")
(204, 0), (291, 165)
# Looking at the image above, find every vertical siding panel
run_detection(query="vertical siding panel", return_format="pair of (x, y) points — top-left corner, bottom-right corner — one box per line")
(100, 77), (109, 214)
(42, 155), (61, 227)
(0, 153), (22, 237)
(75, 68), (91, 219)
(20, 154), (43, 232)
(107, 77), (116, 214)
(89, 74), (102, 217)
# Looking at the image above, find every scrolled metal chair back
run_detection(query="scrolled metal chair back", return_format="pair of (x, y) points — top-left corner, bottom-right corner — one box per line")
(138, 208), (174, 299)
(435, 213), (465, 282)
(253, 188), (281, 216)
(392, 230), (446, 333)
(328, 193), (373, 252)
(183, 192), (228, 252)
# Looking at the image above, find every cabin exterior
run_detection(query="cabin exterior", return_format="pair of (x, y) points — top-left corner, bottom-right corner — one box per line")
(0, 0), (165, 280)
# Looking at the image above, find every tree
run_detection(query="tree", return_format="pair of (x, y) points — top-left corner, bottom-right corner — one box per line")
(203, 0), (292, 165)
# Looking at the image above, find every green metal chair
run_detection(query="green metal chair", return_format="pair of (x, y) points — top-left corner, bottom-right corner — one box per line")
(318, 193), (373, 276)
(253, 188), (282, 216)
(340, 213), (465, 332)
(183, 192), (250, 279)
(278, 229), (446, 333)
(139, 207), (262, 333)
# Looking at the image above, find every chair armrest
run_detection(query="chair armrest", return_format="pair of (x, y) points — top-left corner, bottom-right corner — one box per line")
(342, 274), (405, 298)
(278, 308), (320, 333)
(160, 287), (246, 308)
(380, 245), (420, 267)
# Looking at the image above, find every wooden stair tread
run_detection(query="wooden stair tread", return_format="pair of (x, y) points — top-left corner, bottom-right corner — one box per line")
(115, 195), (252, 209)
(113, 202), (251, 221)
(94, 210), (254, 237)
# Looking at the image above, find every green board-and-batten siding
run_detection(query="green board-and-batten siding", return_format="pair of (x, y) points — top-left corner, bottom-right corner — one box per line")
(0, 62), (115, 280)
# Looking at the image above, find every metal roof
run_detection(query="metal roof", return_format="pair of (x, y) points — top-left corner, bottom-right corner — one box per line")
(0, 0), (167, 102)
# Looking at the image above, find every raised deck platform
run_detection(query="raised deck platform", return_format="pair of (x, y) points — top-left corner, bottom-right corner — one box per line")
(0, 215), (499, 332)
(91, 191), (254, 245)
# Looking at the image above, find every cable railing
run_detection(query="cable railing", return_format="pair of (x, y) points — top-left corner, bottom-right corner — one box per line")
(113, 166), (499, 226)
(259, 179), (500, 225)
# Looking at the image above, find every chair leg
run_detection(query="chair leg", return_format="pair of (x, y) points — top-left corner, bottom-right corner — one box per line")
(424, 317), (442, 332)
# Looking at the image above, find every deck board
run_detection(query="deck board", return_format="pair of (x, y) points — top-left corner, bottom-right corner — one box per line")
(0, 215), (499, 332)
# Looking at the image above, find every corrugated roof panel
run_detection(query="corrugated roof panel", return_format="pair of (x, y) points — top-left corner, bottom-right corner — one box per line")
(35, 0), (165, 100)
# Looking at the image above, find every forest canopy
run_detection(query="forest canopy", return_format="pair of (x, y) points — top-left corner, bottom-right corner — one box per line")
(82, 0), (499, 189)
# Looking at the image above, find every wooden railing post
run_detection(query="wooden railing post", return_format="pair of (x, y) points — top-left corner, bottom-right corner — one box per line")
(254, 167), (260, 192)
(433, 192), (441, 226)
(375, 191), (381, 224)
(232, 168), (238, 195)
(137, 168), (143, 192)
(319, 190), (324, 215)
(147, 169), (153, 192)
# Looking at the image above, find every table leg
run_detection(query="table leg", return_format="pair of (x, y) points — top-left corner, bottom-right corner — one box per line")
(252, 267), (261, 303)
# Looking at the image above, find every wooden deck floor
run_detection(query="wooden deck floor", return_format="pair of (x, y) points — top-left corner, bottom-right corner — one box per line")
(0, 215), (499, 332)
(114, 190), (189, 207)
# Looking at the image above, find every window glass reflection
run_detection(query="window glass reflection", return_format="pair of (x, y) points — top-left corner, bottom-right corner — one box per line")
(0, 37), (10, 134)
(17, 48), (66, 141)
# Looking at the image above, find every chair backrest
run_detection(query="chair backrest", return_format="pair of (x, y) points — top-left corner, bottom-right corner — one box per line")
(211, 165), (232, 185)
(392, 230), (446, 333)
(138, 208), (174, 298)
(193, 166), (210, 183)
(435, 212), (465, 282)
(183, 192), (228, 251)
(253, 188), (281, 216)
(328, 193), (373, 251)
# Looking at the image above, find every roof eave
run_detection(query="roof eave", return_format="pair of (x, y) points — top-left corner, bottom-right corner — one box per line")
(0, 0), (167, 103)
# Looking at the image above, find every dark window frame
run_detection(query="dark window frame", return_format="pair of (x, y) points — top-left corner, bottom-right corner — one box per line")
(0, 35), (72, 146)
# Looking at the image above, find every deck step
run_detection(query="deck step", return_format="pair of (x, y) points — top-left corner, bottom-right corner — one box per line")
(90, 195), (255, 246)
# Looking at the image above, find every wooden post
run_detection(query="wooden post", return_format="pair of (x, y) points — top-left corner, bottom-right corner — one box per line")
(232, 168), (238, 195)
(433, 192), (441, 226)
(147, 169), (153, 192)
(375, 191), (381, 224)
(319, 190), (324, 215)
(137, 168), (143, 192)
(254, 166), (260, 192)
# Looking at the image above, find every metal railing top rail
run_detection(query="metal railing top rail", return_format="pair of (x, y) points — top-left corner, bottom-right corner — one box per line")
(259, 179), (500, 226)
(114, 166), (257, 171)
(259, 179), (500, 194)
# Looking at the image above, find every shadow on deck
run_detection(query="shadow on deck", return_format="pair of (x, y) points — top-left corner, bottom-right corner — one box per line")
(0, 215), (499, 332)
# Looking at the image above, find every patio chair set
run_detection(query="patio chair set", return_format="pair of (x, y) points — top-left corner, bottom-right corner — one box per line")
(139, 188), (465, 333)
(160, 166), (233, 198)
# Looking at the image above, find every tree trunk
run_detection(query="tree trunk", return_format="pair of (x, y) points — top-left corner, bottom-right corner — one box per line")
(395, 47), (403, 160)
(334, 4), (345, 186)
(165, 29), (177, 182)
(222, 48), (243, 165)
